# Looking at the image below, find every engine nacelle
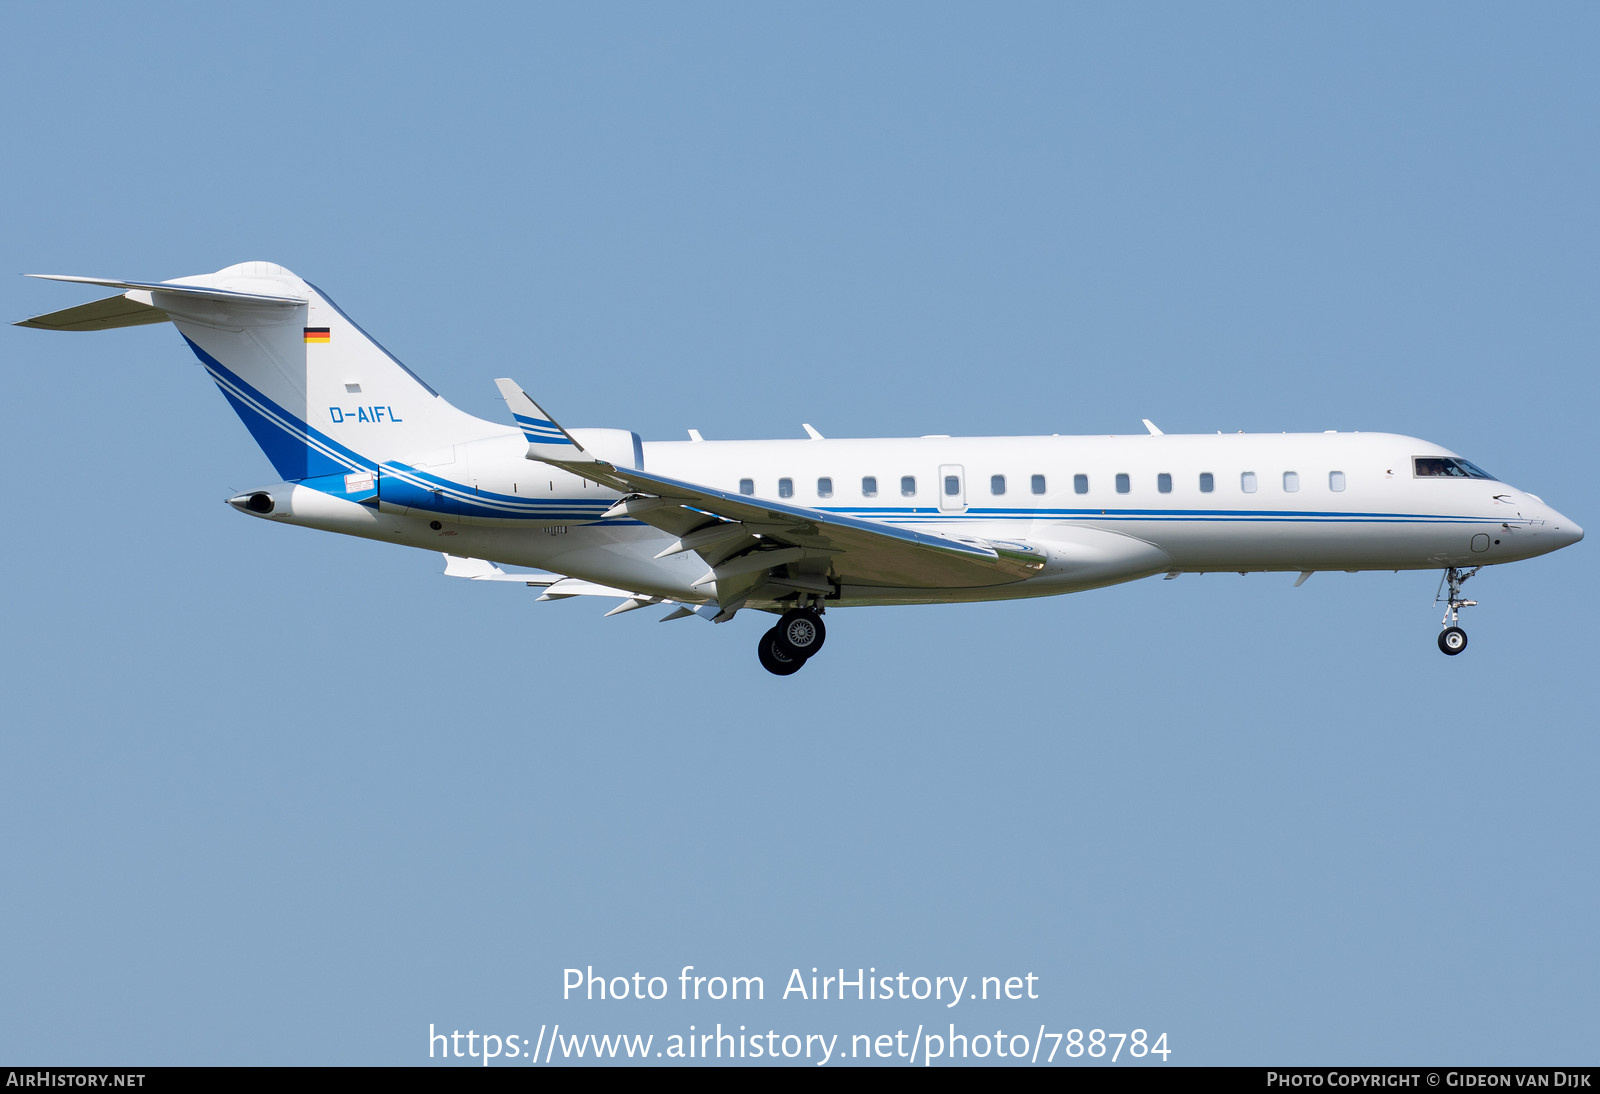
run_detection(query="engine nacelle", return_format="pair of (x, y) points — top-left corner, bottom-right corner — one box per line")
(566, 428), (644, 469)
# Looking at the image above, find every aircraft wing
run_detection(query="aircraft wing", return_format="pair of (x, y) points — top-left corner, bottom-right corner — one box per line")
(441, 554), (711, 619)
(495, 379), (1045, 612)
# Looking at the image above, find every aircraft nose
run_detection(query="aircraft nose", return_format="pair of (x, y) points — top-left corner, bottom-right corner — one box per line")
(1544, 508), (1582, 549)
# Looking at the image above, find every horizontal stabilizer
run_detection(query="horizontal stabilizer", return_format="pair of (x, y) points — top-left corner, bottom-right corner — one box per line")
(15, 293), (169, 331)
(25, 274), (303, 306)
(17, 272), (304, 333)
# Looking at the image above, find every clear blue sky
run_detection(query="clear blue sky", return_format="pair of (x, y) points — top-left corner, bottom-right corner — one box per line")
(3, 2), (1595, 1066)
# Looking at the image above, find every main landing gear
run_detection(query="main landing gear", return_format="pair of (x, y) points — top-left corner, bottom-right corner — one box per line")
(1435, 566), (1480, 656)
(757, 606), (827, 675)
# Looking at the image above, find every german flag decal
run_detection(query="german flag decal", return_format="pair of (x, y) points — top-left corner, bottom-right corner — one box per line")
(304, 327), (331, 344)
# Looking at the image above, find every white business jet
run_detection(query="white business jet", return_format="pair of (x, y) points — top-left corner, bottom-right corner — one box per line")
(18, 262), (1582, 675)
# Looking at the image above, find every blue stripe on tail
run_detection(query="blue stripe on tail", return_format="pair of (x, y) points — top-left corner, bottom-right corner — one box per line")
(183, 334), (372, 481)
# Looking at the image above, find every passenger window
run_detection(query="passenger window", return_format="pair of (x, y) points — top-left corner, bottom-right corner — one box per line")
(943, 475), (959, 496)
(1115, 473), (1130, 494)
(1329, 471), (1346, 492)
(1157, 472), (1172, 493)
(1073, 474), (1088, 494)
(1032, 474), (1047, 495)
(1283, 471), (1299, 492)
(901, 476), (917, 497)
(817, 477), (833, 498)
(1241, 471), (1258, 493)
(739, 478), (754, 495)
(991, 474), (1006, 495)
(778, 478), (794, 498)
(1199, 472), (1214, 493)
(862, 476), (878, 498)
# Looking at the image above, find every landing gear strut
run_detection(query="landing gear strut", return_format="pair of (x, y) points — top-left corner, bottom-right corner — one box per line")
(757, 604), (827, 675)
(1435, 566), (1480, 656)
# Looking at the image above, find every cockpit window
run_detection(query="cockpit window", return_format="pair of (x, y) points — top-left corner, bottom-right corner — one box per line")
(1413, 457), (1494, 480)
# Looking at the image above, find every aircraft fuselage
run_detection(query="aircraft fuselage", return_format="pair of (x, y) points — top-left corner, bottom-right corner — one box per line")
(250, 429), (1581, 606)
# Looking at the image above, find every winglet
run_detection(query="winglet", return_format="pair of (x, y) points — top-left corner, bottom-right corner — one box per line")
(494, 377), (597, 463)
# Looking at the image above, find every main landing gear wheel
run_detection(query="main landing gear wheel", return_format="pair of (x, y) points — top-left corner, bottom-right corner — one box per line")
(1434, 566), (1480, 657)
(757, 629), (806, 676)
(772, 608), (826, 659)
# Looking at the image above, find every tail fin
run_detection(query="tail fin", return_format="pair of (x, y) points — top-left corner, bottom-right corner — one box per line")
(20, 261), (501, 481)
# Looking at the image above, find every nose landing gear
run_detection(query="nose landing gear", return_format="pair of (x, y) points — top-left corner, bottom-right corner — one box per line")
(1435, 566), (1480, 656)
(757, 605), (828, 675)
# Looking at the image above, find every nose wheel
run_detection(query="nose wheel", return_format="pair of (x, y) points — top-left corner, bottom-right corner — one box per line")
(1434, 566), (1480, 656)
(757, 605), (827, 675)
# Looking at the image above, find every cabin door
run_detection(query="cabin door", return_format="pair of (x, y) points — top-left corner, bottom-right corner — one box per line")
(938, 464), (967, 513)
